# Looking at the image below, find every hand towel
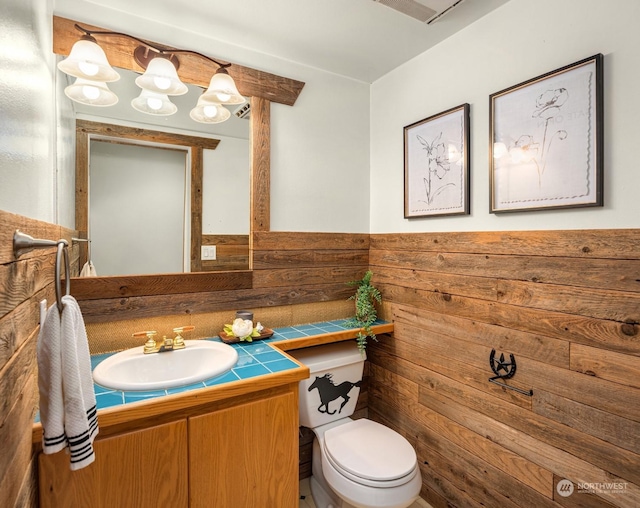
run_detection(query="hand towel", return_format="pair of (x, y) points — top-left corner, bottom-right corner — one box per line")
(80, 260), (97, 277)
(37, 295), (99, 470)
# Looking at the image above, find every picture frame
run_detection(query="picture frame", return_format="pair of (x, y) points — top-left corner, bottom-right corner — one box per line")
(489, 54), (603, 213)
(404, 103), (470, 218)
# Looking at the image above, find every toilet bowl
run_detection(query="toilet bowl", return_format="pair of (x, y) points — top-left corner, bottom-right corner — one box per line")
(313, 418), (422, 508)
(289, 341), (422, 508)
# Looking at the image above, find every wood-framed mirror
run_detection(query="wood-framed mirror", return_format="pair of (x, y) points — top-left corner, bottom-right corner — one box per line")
(74, 119), (225, 274)
(53, 16), (304, 298)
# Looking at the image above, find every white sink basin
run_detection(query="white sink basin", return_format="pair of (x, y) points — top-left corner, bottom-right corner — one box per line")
(93, 340), (238, 391)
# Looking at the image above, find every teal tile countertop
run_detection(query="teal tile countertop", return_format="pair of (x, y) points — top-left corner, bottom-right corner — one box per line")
(85, 319), (382, 412)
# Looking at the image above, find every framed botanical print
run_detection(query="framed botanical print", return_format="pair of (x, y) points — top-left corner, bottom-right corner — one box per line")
(404, 103), (470, 218)
(489, 54), (603, 213)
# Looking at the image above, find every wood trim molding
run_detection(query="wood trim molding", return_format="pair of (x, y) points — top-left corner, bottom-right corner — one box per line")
(75, 127), (89, 240)
(76, 120), (220, 150)
(53, 16), (305, 106)
(71, 92), (272, 297)
(70, 271), (252, 300)
(190, 146), (203, 273)
(74, 120), (213, 270)
(250, 97), (270, 235)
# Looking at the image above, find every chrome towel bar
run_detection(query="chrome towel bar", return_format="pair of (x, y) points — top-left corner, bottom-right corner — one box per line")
(13, 230), (70, 313)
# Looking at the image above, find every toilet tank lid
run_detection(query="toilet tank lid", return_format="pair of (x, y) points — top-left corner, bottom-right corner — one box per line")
(288, 341), (365, 373)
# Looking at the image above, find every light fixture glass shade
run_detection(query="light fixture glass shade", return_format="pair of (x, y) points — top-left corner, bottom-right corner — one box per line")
(64, 77), (118, 106)
(131, 89), (177, 115)
(493, 142), (508, 159)
(189, 96), (231, 124)
(135, 57), (188, 95)
(57, 38), (120, 82)
(200, 68), (245, 105)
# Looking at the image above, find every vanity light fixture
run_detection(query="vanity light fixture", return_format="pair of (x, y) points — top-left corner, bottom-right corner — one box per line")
(133, 52), (186, 117)
(57, 33), (120, 106)
(57, 23), (245, 122)
(64, 77), (119, 107)
(201, 68), (245, 105)
(57, 34), (120, 82)
(135, 54), (188, 96)
(493, 142), (508, 159)
(131, 89), (177, 116)
(189, 96), (231, 124)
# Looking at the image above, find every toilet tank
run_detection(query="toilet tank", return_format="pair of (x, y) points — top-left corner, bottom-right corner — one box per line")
(289, 341), (365, 429)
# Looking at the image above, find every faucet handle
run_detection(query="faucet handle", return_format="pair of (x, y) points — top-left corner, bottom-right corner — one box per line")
(172, 326), (194, 349)
(133, 330), (158, 353)
(172, 326), (195, 334)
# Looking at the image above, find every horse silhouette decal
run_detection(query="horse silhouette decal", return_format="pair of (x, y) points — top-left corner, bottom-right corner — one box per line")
(308, 373), (362, 415)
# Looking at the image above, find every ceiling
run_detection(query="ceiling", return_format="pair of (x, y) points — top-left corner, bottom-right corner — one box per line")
(58, 0), (509, 136)
(57, 0), (510, 83)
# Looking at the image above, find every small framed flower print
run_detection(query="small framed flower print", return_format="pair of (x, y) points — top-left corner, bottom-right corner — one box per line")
(404, 103), (470, 218)
(489, 54), (603, 213)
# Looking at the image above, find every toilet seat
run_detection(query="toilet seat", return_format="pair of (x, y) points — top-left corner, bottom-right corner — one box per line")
(322, 419), (418, 488)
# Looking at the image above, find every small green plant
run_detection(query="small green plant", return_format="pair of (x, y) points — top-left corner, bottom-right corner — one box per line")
(345, 270), (382, 354)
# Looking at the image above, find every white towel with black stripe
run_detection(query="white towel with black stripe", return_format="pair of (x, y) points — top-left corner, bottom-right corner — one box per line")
(37, 295), (99, 470)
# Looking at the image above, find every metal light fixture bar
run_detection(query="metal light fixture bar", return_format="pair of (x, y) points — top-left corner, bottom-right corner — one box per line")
(72, 23), (231, 73)
(133, 46), (180, 71)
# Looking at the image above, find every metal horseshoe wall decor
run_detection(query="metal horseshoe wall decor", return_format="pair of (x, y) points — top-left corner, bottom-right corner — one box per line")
(488, 349), (533, 397)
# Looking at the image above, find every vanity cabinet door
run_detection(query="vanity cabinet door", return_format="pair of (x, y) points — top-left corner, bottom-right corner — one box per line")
(189, 387), (299, 508)
(39, 419), (188, 508)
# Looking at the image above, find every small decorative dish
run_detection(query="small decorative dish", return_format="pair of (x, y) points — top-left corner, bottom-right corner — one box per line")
(218, 328), (274, 344)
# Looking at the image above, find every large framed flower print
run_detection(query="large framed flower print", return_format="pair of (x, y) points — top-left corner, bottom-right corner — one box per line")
(489, 54), (603, 213)
(404, 104), (470, 218)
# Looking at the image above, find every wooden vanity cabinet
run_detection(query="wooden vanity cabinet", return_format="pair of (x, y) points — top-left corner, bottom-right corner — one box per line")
(38, 419), (188, 508)
(38, 383), (300, 508)
(189, 388), (299, 507)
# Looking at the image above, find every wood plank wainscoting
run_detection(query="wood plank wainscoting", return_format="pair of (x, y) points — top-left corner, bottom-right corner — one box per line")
(4, 217), (638, 507)
(201, 234), (250, 272)
(0, 211), (79, 508)
(368, 230), (640, 508)
(0, 217), (369, 507)
(252, 231), (372, 480)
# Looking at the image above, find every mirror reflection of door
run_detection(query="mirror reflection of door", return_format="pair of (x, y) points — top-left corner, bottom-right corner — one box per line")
(89, 140), (189, 276)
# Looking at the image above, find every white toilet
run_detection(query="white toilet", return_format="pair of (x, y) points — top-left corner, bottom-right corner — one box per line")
(290, 341), (422, 508)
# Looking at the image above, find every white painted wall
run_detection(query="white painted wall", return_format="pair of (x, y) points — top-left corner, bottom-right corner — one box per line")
(89, 141), (186, 275)
(0, 0), (57, 222)
(270, 72), (370, 232)
(53, 0), (372, 233)
(203, 137), (250, 235)
(370, 0), (640, 232)
(56, 54), (77, 229)
(11, 0), (636, 235)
